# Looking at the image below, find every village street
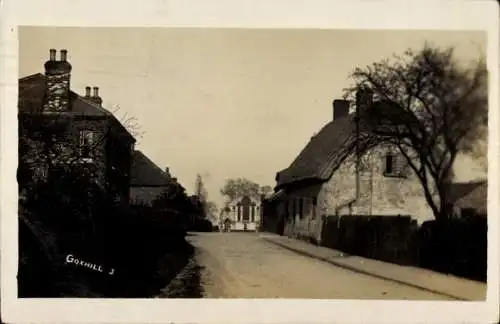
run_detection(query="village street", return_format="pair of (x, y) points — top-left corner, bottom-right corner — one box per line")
(187, 232), (459, 300)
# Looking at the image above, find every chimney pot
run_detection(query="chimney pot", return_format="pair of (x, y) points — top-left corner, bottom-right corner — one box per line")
(333, 99), (350, 120)
(85, 86), (91, 97)
(92, 86), (99, 97)
(60, 49), (68, 62)
(49, 49), (57, 61)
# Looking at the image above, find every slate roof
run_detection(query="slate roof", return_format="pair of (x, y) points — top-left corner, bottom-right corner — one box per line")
(18, 73), (112, 117)
(130, 150), (171, 187)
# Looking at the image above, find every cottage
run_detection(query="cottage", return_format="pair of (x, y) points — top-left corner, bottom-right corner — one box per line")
(18, 49), (136, 205)
(129, 150), (173, 206)
(219, 196), (262, 232)
(267, 89), (435, 243)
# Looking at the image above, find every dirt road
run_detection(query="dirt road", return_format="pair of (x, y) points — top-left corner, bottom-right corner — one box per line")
(187, 232), (455, 300)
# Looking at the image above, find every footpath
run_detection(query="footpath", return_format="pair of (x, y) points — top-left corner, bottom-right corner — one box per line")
(261, 233), (487, 301)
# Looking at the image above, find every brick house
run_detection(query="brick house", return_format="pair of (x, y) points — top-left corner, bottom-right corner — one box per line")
(129, 150), (173, 206)
(18, 49), (136, 205)
(268, 89), (435, 243)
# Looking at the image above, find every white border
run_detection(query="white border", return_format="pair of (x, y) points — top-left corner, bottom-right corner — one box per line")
(1, 0), (499, 323)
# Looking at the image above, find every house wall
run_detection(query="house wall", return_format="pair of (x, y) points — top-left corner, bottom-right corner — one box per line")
(106, 119), (135, 205)
(18, 114), (134, 207)
(356, 145), (435, 223)
(19, 115), (107, 185)
(279, 144), (435, 243)
(71, 117), (109, 186)
(281, 184), (322, 242)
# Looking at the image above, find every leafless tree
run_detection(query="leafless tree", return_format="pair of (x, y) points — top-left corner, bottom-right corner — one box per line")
(110, 104), (146, 142)
(343, 44), (488, 221)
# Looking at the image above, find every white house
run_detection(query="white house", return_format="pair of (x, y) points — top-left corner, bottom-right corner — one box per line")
(219, 196), (262, 232)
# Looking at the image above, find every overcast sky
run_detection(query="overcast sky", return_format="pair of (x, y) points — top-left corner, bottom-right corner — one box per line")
(19, 27), (487, 208)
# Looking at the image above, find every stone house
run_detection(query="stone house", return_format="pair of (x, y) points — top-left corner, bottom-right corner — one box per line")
(268, 89), (435, 243)
(129, 150), (173, 206)
(18, 49), (136, 205)
(219, 196), (262, 231)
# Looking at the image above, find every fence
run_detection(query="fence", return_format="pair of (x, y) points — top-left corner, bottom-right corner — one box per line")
(320, 214), (418, 265)
(319, 214), (487, 281)
(417, 217), (487, 282)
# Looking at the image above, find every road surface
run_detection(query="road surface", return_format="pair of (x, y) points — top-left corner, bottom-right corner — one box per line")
(187, 232), (454, 300)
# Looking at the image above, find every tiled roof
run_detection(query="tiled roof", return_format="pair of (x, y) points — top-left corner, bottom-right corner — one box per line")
(277, 114), (366, 187)
(130, 150), (171, 187)
(18, 73), (112, 116)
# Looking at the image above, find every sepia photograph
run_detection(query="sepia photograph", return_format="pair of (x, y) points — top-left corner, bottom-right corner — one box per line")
(2, 0), (499, 323)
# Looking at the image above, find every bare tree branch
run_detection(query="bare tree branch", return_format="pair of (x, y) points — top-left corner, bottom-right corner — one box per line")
(342, 44), (487, 221)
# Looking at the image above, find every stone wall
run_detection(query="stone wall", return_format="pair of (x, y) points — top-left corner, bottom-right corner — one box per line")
(317, 145), (435, 224)
(277, 143), (436, 244)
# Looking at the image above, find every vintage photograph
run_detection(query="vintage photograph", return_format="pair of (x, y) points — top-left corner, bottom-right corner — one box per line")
(16, 26), (489, 301)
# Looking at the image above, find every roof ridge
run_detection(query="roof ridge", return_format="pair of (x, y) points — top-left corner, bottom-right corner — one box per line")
(19, 73), (44, 82)
(134, 150), (169, 177)
(74, 94), (112, 115)
(277, 114), (356, 187)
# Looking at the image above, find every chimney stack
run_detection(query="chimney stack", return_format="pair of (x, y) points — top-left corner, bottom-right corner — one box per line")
(333, 99), (350, 120)
(91, 86), (103, 106)
(49, 48), (56, 61)
(60, 49), (68, 61)
(85, 86), (91, 97)
(43, 48), (72, 112)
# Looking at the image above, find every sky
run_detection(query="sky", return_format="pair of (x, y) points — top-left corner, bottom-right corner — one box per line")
(19, 27), (487, 209)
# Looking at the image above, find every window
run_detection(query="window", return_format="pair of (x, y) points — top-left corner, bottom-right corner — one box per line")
(385, 154), (394, 174)
(79, 130), (94, 160)
(299, 198), (304, 219)
(383, 152), (407, 178)
(312, 197), (317, 220)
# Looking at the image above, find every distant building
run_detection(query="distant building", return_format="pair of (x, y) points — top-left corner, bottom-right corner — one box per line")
(18, 49), (135, 205)
(220, 196), (261, 232)
(129, 150), (172, 206)
(264, 88), (434, 243)
(448, 180), (487, 218)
